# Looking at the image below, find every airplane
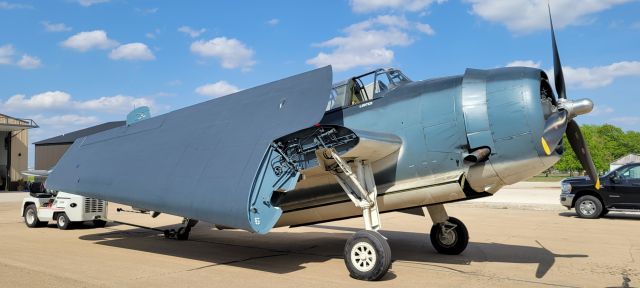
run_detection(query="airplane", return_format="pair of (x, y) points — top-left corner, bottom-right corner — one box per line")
(44, 10), (598, 281)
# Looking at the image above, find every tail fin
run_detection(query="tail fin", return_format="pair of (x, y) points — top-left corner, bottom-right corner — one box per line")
(126, 106), (151, 125)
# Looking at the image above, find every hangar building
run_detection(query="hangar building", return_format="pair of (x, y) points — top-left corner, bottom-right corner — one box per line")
(0, 113), (38, 190)
(34, 121), (125, 171)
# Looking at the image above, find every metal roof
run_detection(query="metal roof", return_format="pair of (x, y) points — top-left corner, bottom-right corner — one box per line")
(33, 121), (125, 145)
(0, 113), (38, 131)
(611, 154), (640, 165)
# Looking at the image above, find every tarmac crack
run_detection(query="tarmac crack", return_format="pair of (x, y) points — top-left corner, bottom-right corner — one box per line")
(186, 253), (289, 271)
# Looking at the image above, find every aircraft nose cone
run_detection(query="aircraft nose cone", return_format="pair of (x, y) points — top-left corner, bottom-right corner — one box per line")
(559, 98), (593, 118)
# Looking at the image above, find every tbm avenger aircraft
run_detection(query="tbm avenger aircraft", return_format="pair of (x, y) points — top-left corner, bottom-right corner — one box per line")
(45, 12), (598, 281)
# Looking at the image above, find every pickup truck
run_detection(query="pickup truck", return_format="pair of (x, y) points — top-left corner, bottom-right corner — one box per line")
(560, 163), (640, 218)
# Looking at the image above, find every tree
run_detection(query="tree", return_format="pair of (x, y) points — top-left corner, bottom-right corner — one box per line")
(553, 124), (640, 174)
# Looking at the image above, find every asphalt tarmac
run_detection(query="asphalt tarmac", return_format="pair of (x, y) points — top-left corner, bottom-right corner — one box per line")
(1, 187), (638, 288)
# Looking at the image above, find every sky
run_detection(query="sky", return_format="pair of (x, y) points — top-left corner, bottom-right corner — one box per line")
(0, 0), (639, 167)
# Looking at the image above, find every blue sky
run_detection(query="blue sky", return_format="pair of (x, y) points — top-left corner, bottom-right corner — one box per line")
(0, 0), (639, 166)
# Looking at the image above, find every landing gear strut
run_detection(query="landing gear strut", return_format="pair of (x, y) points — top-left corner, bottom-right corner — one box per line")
(423, 205), (469, 255)
(164, 218), (198, 240)
(317, 148), (391, 281)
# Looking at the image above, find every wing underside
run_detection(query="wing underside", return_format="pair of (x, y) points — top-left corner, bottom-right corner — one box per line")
(46, 66), (332, 233)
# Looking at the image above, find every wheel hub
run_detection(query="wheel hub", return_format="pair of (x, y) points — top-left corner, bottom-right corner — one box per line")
(438, 224), (457, 247)
(351, 242), (377, 272)
(26, 210), (35, 224)
(579, 200), (596, 215)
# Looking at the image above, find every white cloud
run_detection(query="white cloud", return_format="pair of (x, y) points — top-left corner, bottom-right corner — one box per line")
(506, 60), (541, 68)
(350, 0), (447, 13)
(191, 37), (256, 70)
(415, 22), (435, 35)
(109, 43), (155, 61)
(590, 105), (614, 116)
(61, 30), (118, 52)
(75, 95), (155, 113)
(609, 117), (640, 126)
(4, 91), (71, 110)
(31, 114), (99, 128)
(76, 0), (109, 7)
(465, 0), (633, 33)
(267, 18), (280, 26)
(178, 26), (206, 38)
(1, 91), (155, 114)
(0, 44), (14, 65)
(0, 1), (31, 9)
(17, 54), (41, 69)
(42, 21), (72, 32)
(306, 15), (414, 72)
(195, 81), (240, 97)
(552, 61), (640, 89)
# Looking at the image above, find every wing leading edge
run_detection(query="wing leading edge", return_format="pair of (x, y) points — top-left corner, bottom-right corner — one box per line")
(46, 66), (332, 233)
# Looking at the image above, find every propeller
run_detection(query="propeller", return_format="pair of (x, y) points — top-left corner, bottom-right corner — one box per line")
(540, 4), (600, 189)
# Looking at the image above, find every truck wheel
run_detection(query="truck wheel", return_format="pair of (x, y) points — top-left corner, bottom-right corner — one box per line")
(575, 195), (603, 219)
(24, 204), (46, 228)
(93, 220), (107, 228)
(56, 213), (72, 230)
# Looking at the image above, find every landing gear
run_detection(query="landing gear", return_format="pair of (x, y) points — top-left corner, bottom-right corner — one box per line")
(164, 218), (198, 240)
(344, 230), (392, 281)
(424, 205), (469, 255)
(317, 148), (390, 281)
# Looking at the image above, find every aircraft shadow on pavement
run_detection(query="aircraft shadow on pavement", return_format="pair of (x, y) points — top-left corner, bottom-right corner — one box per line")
(558, 212), (640, 221)
(79, 222), (586, 279)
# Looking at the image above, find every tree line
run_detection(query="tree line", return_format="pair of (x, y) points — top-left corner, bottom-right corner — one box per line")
(553, 124), (640, 175)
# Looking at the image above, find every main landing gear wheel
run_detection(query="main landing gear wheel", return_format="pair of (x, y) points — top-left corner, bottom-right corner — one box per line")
(24, 204), (46, 228)
(344, 230), (392, 281)
(430, 217), (469, 255)
(56, 213), (71, 230)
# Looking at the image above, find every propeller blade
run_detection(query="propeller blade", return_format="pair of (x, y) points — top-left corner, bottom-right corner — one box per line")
(566, 120), (600, 189)
(541, 110), (568, 155)
(548, 4), (566, 100)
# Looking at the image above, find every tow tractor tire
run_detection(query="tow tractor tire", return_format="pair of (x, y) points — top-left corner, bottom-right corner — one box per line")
(344, 230), (392, 281)
(575, 195), (603, 219)
(24, 204), (46, 228)
(430, 217), (469, 255)
(93, 220), (107, 228)
(56, 213), (72, 230)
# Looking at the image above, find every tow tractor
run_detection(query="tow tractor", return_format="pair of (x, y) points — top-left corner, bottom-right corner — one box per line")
(21, 182), (197, 239)
(21, 183), (107, 230)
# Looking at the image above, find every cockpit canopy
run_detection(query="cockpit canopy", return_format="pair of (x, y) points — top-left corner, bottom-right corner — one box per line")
(326, 68), (411, 111)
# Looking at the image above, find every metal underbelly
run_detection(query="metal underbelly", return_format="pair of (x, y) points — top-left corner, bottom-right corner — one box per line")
(275, 179), (465, 227)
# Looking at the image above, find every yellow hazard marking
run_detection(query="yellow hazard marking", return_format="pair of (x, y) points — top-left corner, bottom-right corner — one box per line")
(541, 137), (551, 155)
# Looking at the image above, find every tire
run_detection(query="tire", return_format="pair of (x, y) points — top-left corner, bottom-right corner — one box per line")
(56, 213), (71, 230)
(344, 230), (392, 281)
(176, 227), (190, 240)
(574, 195), (603, 219)
(430, 216), (469, 255)
(93, 220), (107, 228)
(24, 204), (46, 228)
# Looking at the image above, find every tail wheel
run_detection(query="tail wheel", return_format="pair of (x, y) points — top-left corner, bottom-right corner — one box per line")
(430, 216), (469, 255)
(344, 230), (392, 281)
